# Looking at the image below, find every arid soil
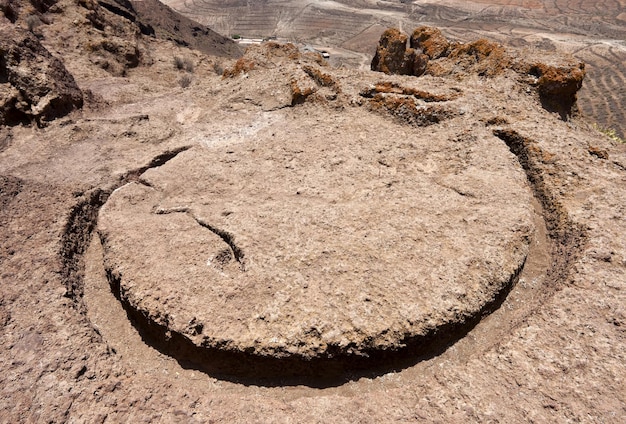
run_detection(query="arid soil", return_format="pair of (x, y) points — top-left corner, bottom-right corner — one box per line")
(1, 0), (626, 422)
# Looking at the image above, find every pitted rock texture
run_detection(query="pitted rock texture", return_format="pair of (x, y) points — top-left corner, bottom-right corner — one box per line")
(372, 27), (586, 118)
(371, 28), (424, 76)
(0, 27), (83, 125)
(530, 61), (586, 118)
(98, 105), (534, 360)
(410, 26), (450, 60)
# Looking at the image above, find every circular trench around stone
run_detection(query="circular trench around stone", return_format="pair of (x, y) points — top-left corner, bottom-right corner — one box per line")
(96, 113), (534, 367)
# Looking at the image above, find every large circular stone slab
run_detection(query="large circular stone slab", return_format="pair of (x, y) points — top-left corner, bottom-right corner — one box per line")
(98, 110), (533, 360)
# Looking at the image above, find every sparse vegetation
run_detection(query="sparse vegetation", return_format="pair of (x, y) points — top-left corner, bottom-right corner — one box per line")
(26, 14), (42, 33)
(183, 58), (194, 73)
(178, 74), (192, 88)
(594, 123), (625, 143)
(212, 61), (224, 76)
(173, 56), (194, 72)
(173, 56), (184, 69)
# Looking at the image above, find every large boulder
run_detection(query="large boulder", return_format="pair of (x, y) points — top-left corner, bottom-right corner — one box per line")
(371, 28), (422, 75)
(410, 26), (450, 59)
(372, 26), (585, 119)
(530, 62), (586, 118)
(0, 28), (83, 126)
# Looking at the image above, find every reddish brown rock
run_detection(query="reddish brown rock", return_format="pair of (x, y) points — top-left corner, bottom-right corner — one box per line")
(411, 51), (429, 76)
(410, 26), (450, 59)
(446, 38), (511, 77)
(223, 42), (302, 78)
(371, 28), (417, 75)
(529, 62), (586, 118)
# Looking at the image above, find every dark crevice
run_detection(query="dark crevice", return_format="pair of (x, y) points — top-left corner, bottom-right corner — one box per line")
(60, 188), (109, 302)
(97, 0), (137, 23)
(194, 218), (245, 267)
(101, 253), (526, 387)
(121, 145), (191, 183)
(154, 207), (246, 269)
(493, 129), (586, 289)
(60, 146), (192, 306)
(65, 129), (585, 387)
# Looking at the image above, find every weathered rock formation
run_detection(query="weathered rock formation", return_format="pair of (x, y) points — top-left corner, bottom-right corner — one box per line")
(372, 26), (586, 119)
(410, 26), (450, 60)
(371, 28), (428, 76)
(529, 61), (586, 118)
(0, 27), (83, 125)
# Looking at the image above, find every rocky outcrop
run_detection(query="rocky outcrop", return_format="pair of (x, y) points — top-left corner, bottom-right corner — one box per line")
(223, 41), (305, 78)
(371, 28), (428, 76)
(445, 38), (511, 77)
(372, 26), (586, 118)
(410, 26), (450, 59)
(74, 0), (241, 76)
(529, 62), (586, 118)
(0, 27), (82, 125)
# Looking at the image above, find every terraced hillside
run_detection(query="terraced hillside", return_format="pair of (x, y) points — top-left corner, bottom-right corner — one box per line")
(575, 43), (626, 138)
(163, 0), (626, 137)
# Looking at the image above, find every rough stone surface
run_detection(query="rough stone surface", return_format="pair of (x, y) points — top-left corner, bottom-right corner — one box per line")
(374, 27), (586, 119)
(410, 26), (450, 59)
(1, 1), (626, 422)
(531, 61), (586, 118)
(98, 106), (533, 359)
(444, 38), (511, 77)
(0, 27), (83, 125)
(371, 28), (416, 75)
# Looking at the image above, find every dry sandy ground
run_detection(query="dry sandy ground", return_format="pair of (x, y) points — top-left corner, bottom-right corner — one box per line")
(1, 0), (626, 422)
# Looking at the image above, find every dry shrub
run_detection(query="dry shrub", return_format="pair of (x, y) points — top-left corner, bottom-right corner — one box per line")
(174, 56), (194, 72)
(173, 56), (184, 70)
(26, 15), (42, 32)
(183, 58), (194, 73)
(178, 74), (192, 88)
(212, 62), (224, 76)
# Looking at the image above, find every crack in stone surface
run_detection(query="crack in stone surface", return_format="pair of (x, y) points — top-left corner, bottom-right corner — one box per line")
(60, 146), (192, 305)
(64, 127), (585, 386)
(154, 206), (246, 270)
